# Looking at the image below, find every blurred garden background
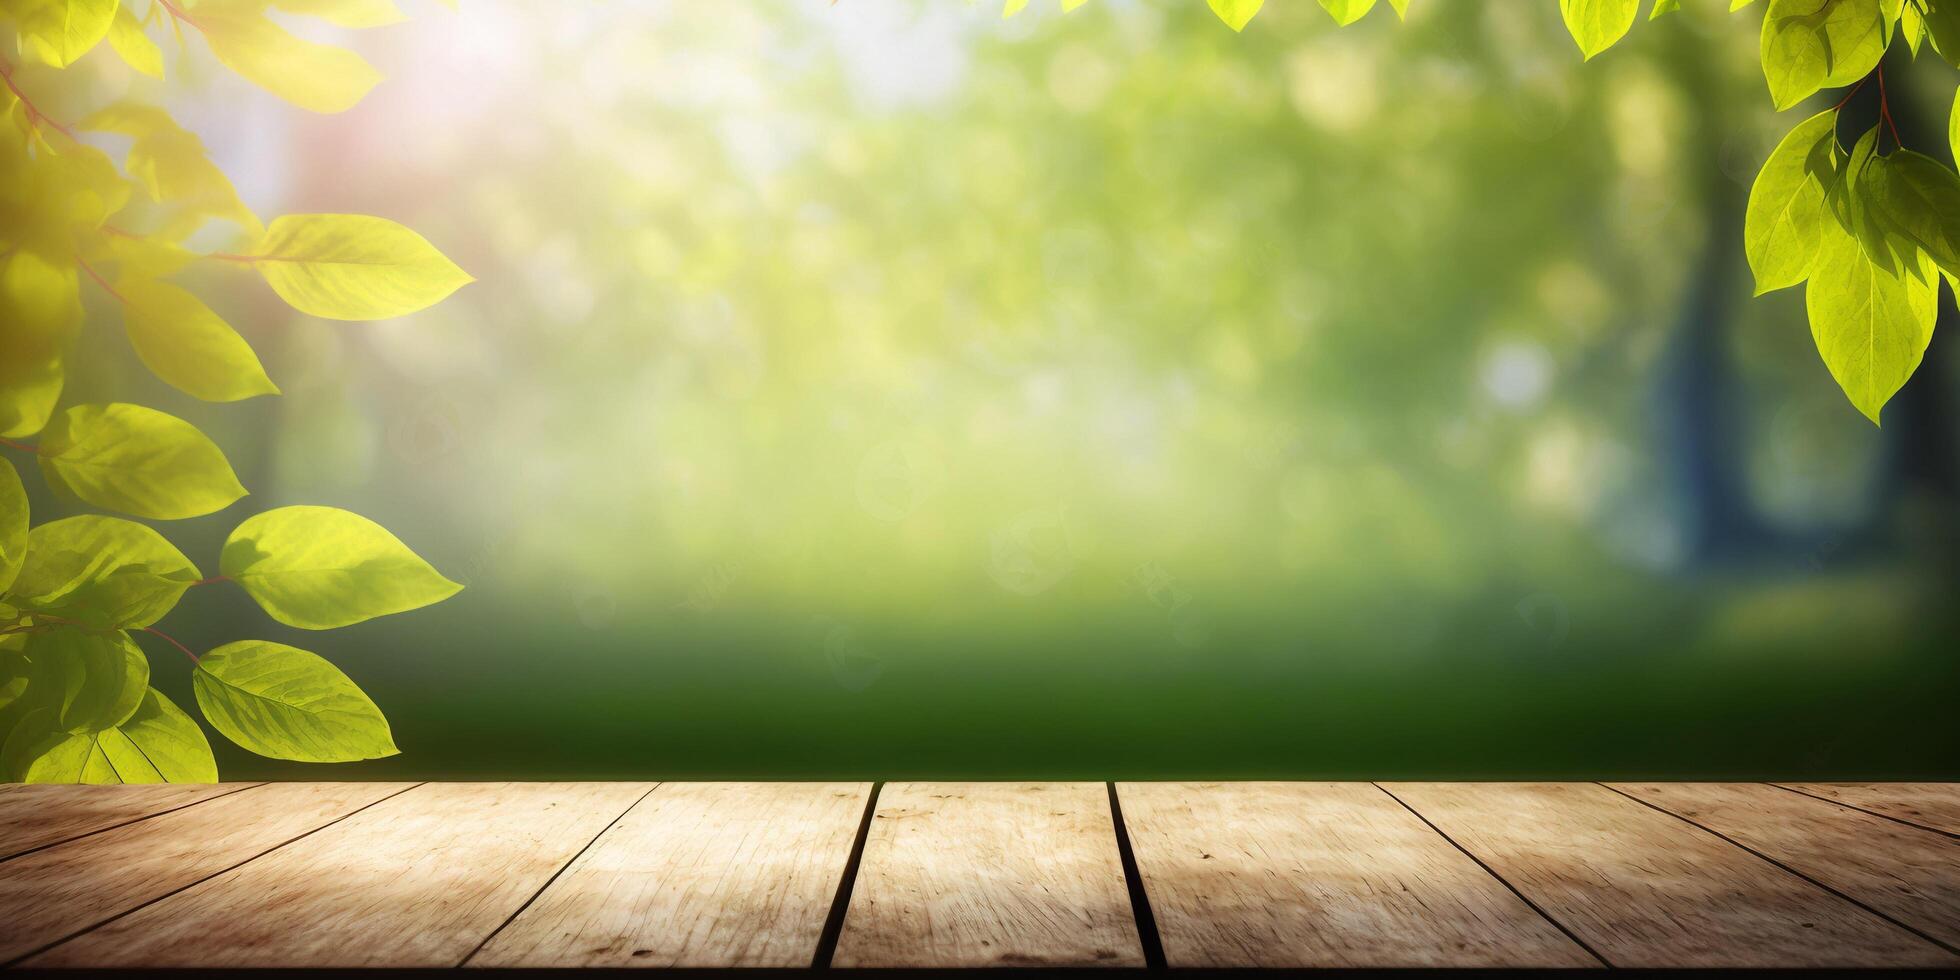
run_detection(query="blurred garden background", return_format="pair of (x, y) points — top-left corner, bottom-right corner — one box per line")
(27, 0), (1960, 779)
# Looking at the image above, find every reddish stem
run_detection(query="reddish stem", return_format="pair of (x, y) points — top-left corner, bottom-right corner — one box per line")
(77, 255), (127, 304)
(1877, 67), (1903, 149)
(0, 436), (37, 454)
(155, 0), (202, 31)
(191, 575), (232, 587)
(142, 626), (201, 665)
(1832, 74), (1871, 112)
(0, 58), (77, 142)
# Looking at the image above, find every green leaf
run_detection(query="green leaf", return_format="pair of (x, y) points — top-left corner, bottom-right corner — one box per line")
(1805, 215), (1939, 423)
(117, 276), (280, 402)
(1653, 0), (1682, 16)
(1387, 0), (1410, 18)
(242, 214), (474, 320)
(1952, 84), (1960, 164)
(10, 0), (119, 68)
(38, 403), (248, 520)
(193, 640), (397, 762)
(105, 687), (219, 782)
(10, 516), (200, 629)
(1207, 0), (1264, 31)
(1761, 0), (1889, 111)
(0, 457), (25, 594)
(1319, 0), (1377, 26)
(22, 628), (149, 734)
(2, 688), (216, 783)
(1560, 0), (1641, 59)
(1745, 109), (1837, 294)
(1861, 149), (1960, 278)
(1902, 0), (1927, 54)
(1928, 0), (1960, 65)
(0, 251), (80, 438)
(221, 506), (461, 630)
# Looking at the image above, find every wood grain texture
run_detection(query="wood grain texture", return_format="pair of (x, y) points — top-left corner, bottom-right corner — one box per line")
(833, 782), (1143, 968)
(1118, 782), (1598, 968)
(1383, 782), (1957, 968)
(0, 783), (406, 964)
(1614, 782), (1960, 950)
(469, 782), (870, 968)
(28, 782), (651, 968)
(1777, 783), (1960, 836)
(0, 783), (252, 859)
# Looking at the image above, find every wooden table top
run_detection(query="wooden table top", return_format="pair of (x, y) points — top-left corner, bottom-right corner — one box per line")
(1, 780), (1955, 969)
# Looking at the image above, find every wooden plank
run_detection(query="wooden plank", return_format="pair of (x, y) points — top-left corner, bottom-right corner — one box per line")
(1613, 782), (1960, 951)
(1383, 782), (1957, 968)
(0, 783), (253, 859)
(28, 782), (651, 968)
(1776, 783), (1960, 836)
(1117, 782), (1598, 968)
(832, 782), (1143, 968)
(0, 783), (407, 964)
(468, 782), (870, 968)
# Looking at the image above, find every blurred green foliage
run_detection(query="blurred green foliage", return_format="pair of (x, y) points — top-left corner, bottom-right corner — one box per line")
(29, 0), (1960, 777)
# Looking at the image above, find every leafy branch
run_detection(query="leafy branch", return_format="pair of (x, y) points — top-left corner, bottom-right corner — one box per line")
(1, 0), (467, 785)
(1007, 0), (1960, 426)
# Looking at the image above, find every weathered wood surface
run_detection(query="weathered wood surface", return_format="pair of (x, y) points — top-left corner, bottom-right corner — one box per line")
(1118, 782), (1597, 968)
(1777, 782), (1960, 836)
(1382, 782), (1958, 968)
(3, 781), (1958, 970)
(1614, 782), (1960, 950)
(832, 782), (1145, 968)
(28, 782), (652, 968)
(0, 782), (253, 859)
(469, 782), (871, 968)
(0, 783), (406, 965)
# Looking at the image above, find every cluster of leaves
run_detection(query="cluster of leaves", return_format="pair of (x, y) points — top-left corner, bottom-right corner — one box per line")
(1, 0), (470, 782)
(1004, 0), (1960, 426)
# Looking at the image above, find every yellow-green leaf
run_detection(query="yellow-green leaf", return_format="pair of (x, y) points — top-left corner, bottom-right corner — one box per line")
(1862, 149), (1960, 279)
(1653, 0), (1682, 17)
(195, 4), (382, 114)
(242, 213), (473, 320)
(118, 275), (279, 402)
(10, 515), (199, 628)
(80, 104), (261, 234)
(0, 458), (25, 594)
(1805, 216), (1939, 423)
(1207, 0), (1264, 31)
(1951, 85), (1960, 178)
(270, 0), (405, 28)
(1387, 0), (1410, 18)
(39, 403), (247, 520)
(106, 2), (163, 78)
(221, 505), (461, 629)
(1319, 0), (1377, 26)
(22, 628), (148, 734)
(0, 251), (80, 438)
(1761, 0), (1889, 111)
(2, 688), (215, 783)
(1744, 109), (1836, 294)
(9, 0), (119, 68)
(193, 640), (397, 762)
(1560, 0), (1641, 59)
